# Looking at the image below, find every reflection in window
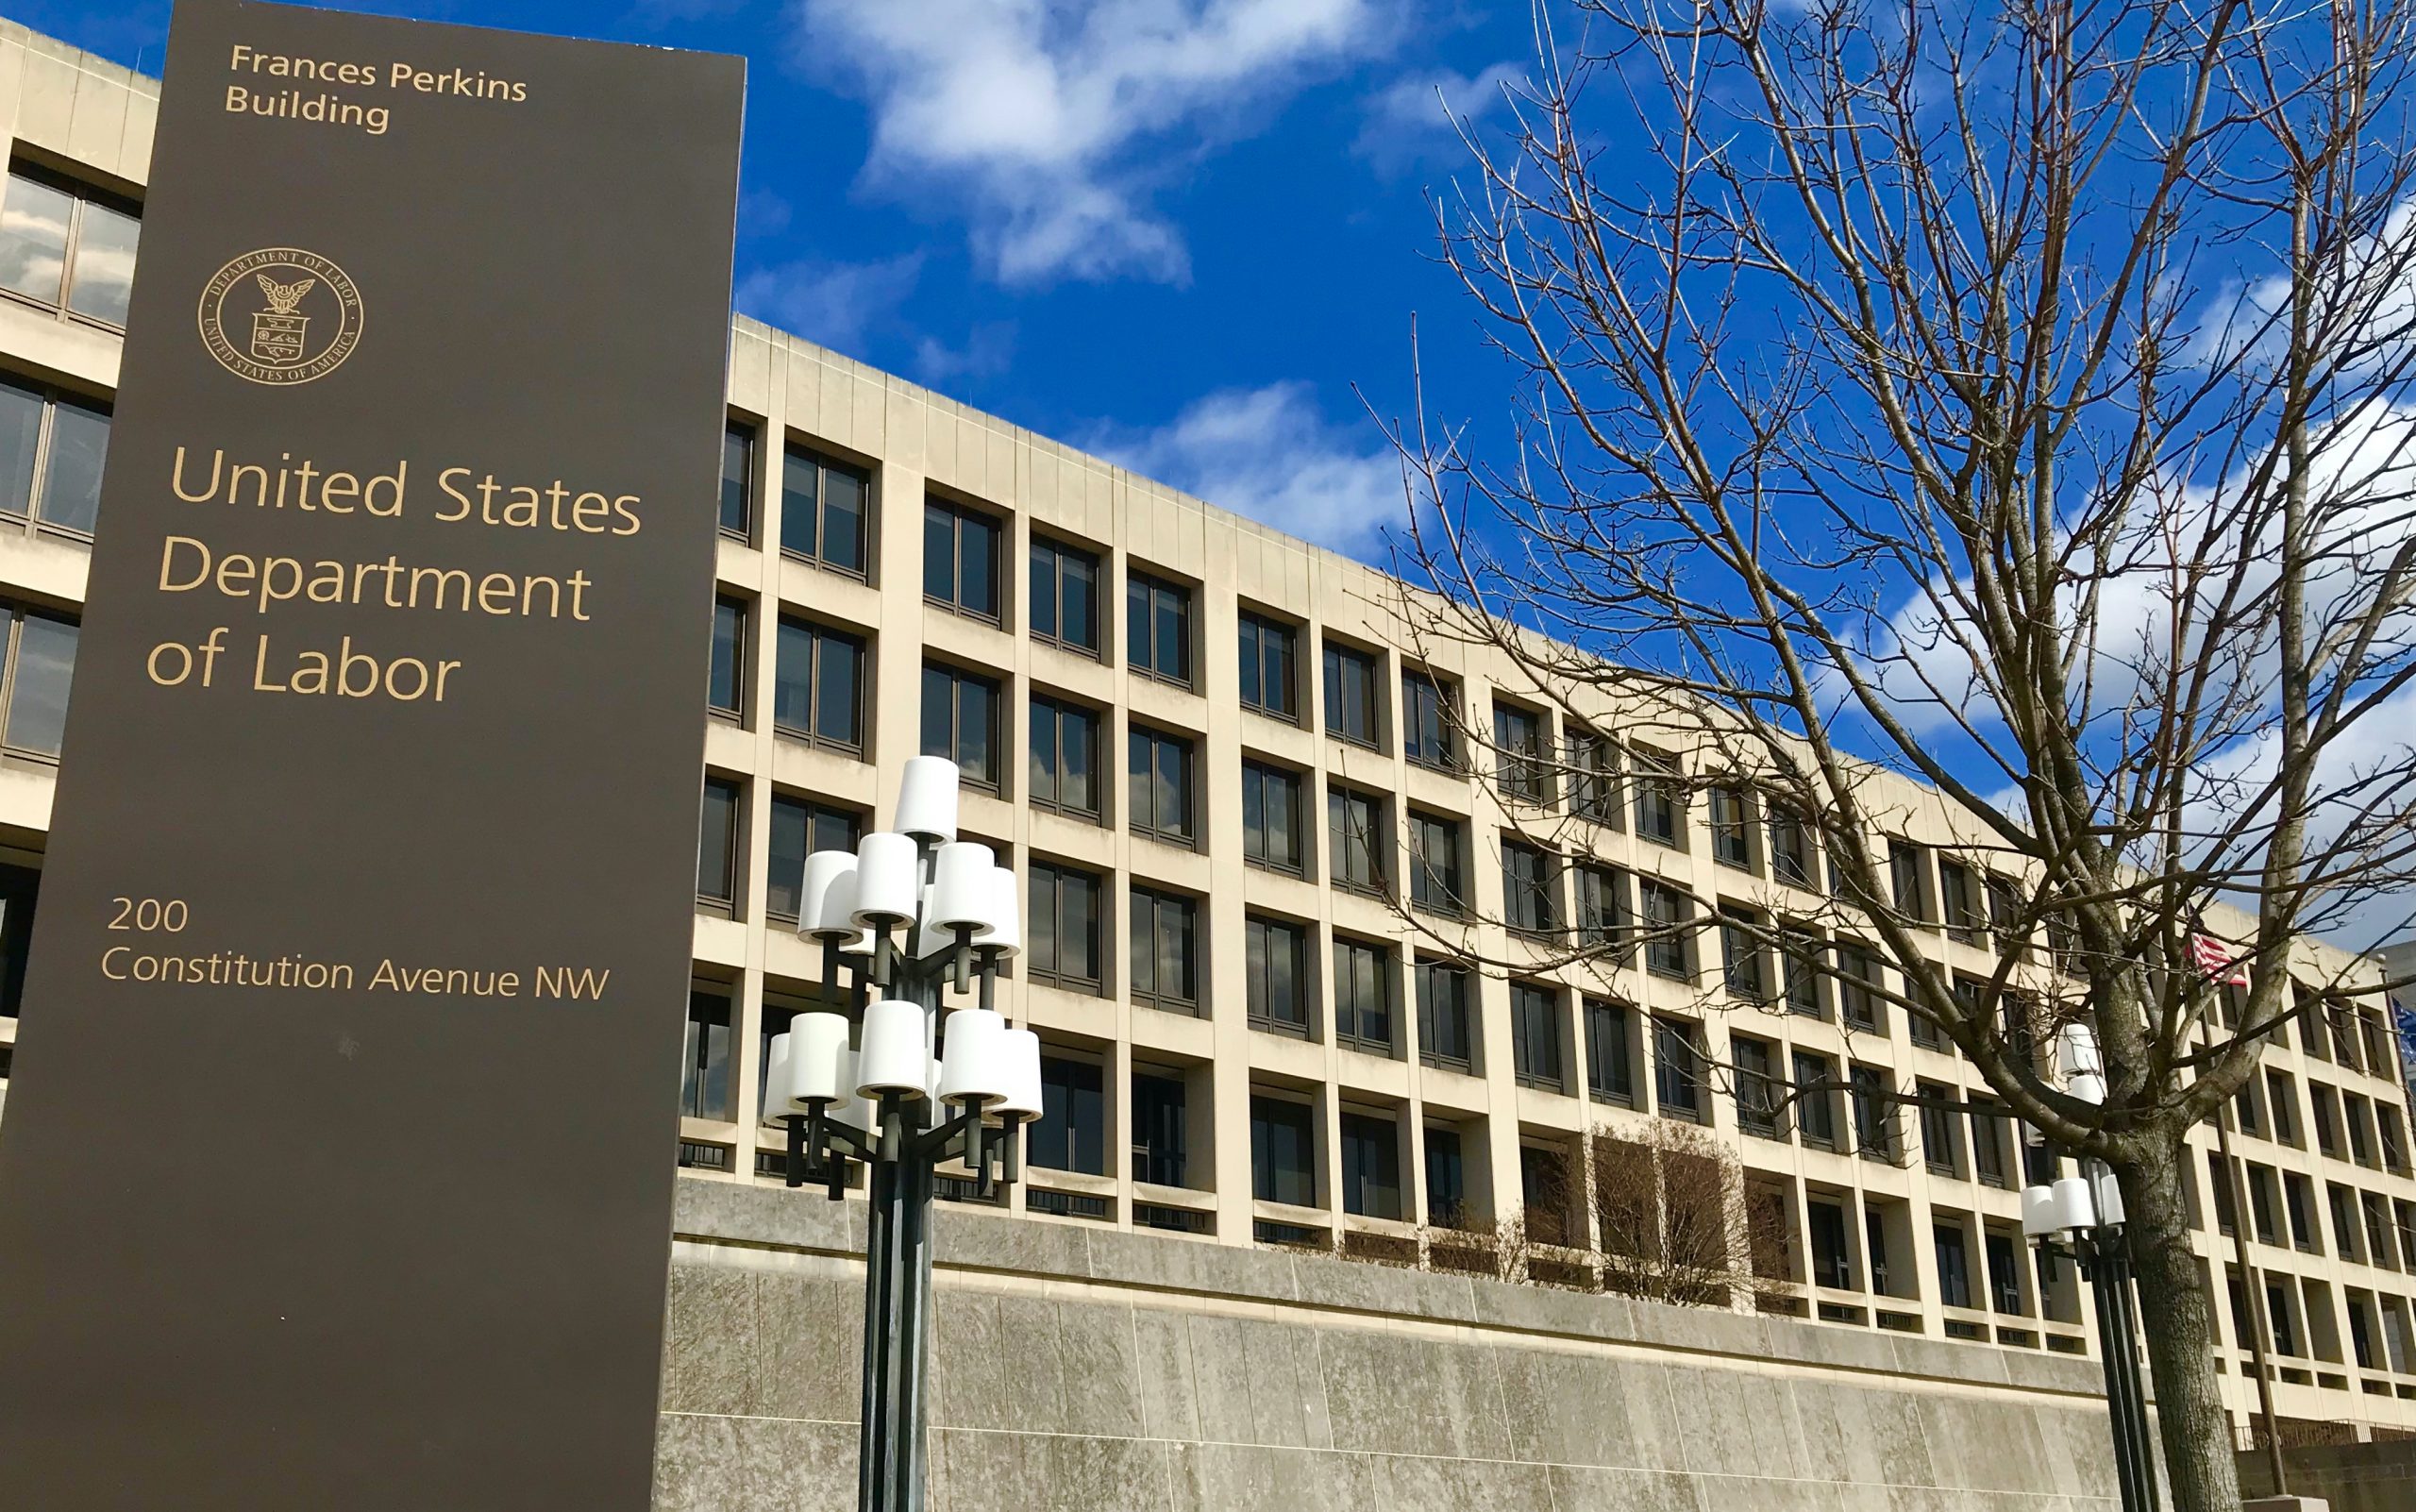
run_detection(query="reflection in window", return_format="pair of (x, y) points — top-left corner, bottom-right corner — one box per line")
(780, 445), (869, 575)
(718, 423), (755, 538)
(766, 797), (859, 921)
(772, 618), (864, 750)
(923, 500), (1000, 620)
(1030, 537), (1099, 652)
(1, 608), (76, 757)
(680, 991), (733, 1120)
(0, 167), (140, 325)
(922, 663), (1000, 790)
(0, 379), (109, 535)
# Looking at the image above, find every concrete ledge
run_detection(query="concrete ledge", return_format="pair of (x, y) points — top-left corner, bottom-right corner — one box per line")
(668, 1177), (2106, 1401)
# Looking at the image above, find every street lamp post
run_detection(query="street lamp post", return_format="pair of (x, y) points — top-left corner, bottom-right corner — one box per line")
(2022, 1023), (2162, 1512)
(755, 755), (1041, 1512)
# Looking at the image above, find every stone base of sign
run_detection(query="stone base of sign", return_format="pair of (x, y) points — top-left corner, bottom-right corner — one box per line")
(2242, 1497), (2333, 1511)
(654, 1178), (2155, 1511)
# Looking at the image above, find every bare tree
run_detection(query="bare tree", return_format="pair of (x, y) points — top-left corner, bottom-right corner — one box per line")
(1384, 0), (2416, 1504)
(1592, 1121), (1790, 1306)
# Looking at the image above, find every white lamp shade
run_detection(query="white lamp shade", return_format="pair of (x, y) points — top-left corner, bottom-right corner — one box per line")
(2020, 1184), (2060, 1237)
(2056, 1022), (2103, 1079)
(2065, 1071), (2106, 1108)
(761, 1033), (793, 1123)
(856, 998), (930, 1099)
(777, 1013), (853, 1110)
(798, 851), (861, 939)
(2050, 1175), (2098, 1232)
(894, 755), (961, 842)
(992, 1027), (1044, 1121)
(839, 928), (874, 957)
(853, 832), (920, 925)
(975, 865), (1022, 957)
(937, 1009), (1012, 1105)
(2090, 1167), (2125, 1226)
(928, 842), (997, 932)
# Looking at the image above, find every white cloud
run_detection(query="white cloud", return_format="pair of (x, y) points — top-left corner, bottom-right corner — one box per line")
(1094, 380), (1408, 557)
(797, 0), (1390, 284)
(732, 253), (924, 355)
(1353, 60), (1518, 168)
(2185, 198), (2416, 374)
(914, 322), (1017, 384)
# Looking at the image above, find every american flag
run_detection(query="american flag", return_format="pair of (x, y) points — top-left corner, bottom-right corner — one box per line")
(2190, 932), (2250, 986)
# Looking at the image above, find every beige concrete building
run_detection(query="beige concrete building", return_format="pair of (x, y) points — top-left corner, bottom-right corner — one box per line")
(1, 19), (2412, 1453)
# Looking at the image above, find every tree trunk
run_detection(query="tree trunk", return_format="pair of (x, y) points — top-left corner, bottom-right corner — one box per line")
(2119, 1137), (2242, 1512)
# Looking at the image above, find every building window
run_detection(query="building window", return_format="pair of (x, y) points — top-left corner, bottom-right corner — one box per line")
(1576, 865), (1630, 955)
(1334, 937), (1395, 1054)
(1837, 944), (1885, 1031)
(1584, 998), (1635, 1104)
(1246, 915), (1310, 1035)
(1939, 859), (1984, 943)
(1569, 729), (1622, 826)
(780, 445), (869, 577)
(1934, 1223), (1972, 1309)
(1521, 1146), (1575, 1246)
(1866, 1205), (1896, 1296)
(1808, 1201), (1854, 1289)
(1502, 841), (1559, 936)
(2285, 1173), (2319, 1252)
(2313, 1084), (2342, 1156)
(0, 165), (139, 326)
(1128, 726), (1196, 847)
(1418, 959), (1474, 1070)
(1328, 785), (1388, 896)
(1323, 642), (1381, 748)
(1028, 862), (1104, 993)
(1127, 571), (1192, 685)
(1129, 887), (1199, 1014)
(1633, 748), (1682, 846)
(1029, 695), (1102, 820)
(719, 422), (755, 539)
(1768, 805), (1813, 886)
(1250, 1095), (1317, 1207)
(1653, 1016), (1705, 1121)
(766, 797), (860, 921)
(1242, 761), (1304, 874)
(1132, 1071), (1188, 1187)
(1032, 1055), (1105, 1174)
(1494, 702), (1551, 802)
(1403, 670), (1459, 770)
(1734, 1036), (1786, 1138)
(1986, 1231), (2024, 1314)
(1970, 1100), (2010, 1185)
(1708, 786), (1753, 869)
(1920, 1083), (1962, 1176)
(771, 617), (865, 751)
(0, 862), (37, 1017)
(922, 663), (1001, 791)
(697, 776), (742, 909)
(0, 379), (108, 536)
(1424, 1127), (1467, 1228)
(1638, 880), (1693, 979)
(1795, 1051), (1839, 1148)
(1028, 537), (1099, 654)
(680, 991), (733, 1120)
(1339, 1112), (1402, 1219)
(923, 500), (1001, 622)
(1780, 927), (1825, 1016)
(706, 598), (747, 717)
(2266, 1069), (2301, 1146)
(1238, 613), (1298, 719)
(1408, 811), (1465, 916)
(1888, 839), (1932, 923)
(0, 607), (76, 758)
(1720, 907), (1769, 1001)
(1851, 1066), (1899, 1161)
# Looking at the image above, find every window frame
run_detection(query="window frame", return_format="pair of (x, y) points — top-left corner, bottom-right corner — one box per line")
(1402, 668), (1461, 772)
(770, 613), (867, 754)
(0, 163), (142, 329)
(1322, 639), (1383, 748)
(921, 660), (1004, 793)
(779, 441), (872, 580)
(1417, 957), (1475, 1072)
(1492, 700), (1552, 804)
(696, 774), (744, 913)
(1509, 980), (1567, 1092)
(0, 376), (110, 542)
(1237, 611), (1300, 721)
(1333, 934), (1397, 1055)
(1241, 759), (1306, 876)
(1027, 533), (1101, 656)
(1126, 569), (1195, 688)
(1028, 692), (1104, 822)
(1326, 782), (1390, 898)
(1246, 913), (1314, 1037)
(923, 497), (1004, 624)
(1127, 723), (1199, 848)
(0, 604), (75, 763)
(1129, 884), (1201, 1015)
(1408, 809), (1467, 917)
(718, 420), (757, 542)
(1026, 860), (1106, 995)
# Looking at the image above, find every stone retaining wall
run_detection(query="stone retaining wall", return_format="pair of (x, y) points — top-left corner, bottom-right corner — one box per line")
(653, 1178), (2145, 1510)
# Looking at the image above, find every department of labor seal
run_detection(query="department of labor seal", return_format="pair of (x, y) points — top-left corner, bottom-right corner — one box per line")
(197, 248), (363, 385)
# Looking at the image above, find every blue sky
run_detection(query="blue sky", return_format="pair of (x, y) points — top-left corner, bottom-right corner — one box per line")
(41, 0), (1526, 557)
